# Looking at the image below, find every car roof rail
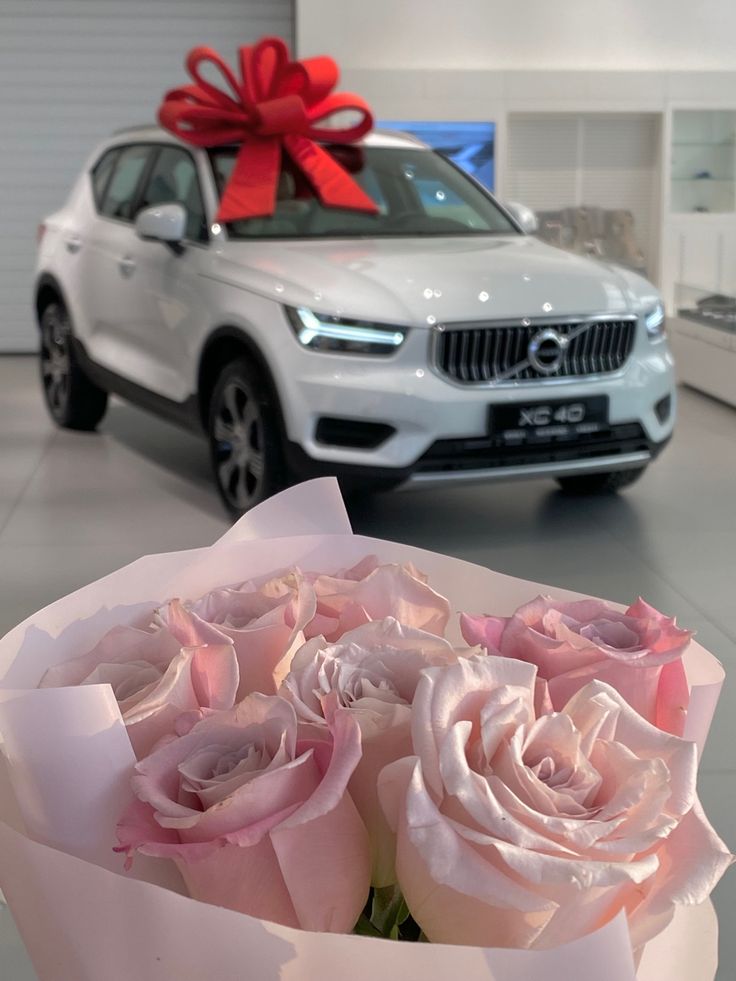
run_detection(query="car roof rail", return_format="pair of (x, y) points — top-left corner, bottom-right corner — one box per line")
(112, 122), (159, 135)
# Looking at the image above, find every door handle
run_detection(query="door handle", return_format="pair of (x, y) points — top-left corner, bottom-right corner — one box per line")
(118, 255), (136, 277)
(64, 235), (82, 253)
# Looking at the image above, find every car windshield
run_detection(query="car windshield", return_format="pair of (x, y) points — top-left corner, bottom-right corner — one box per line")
(209, 145), (518, 239)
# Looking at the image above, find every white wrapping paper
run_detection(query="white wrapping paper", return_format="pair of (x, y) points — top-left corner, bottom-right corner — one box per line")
(0, 478), (724, 981)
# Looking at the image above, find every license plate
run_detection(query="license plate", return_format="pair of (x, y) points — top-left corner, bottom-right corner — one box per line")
(489, 396), (609, 443)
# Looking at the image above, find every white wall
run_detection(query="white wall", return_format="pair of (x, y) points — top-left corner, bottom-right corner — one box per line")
(296, 1), (736, 132)
(298, 0), (736, 71)
(298, 0), (736, 309)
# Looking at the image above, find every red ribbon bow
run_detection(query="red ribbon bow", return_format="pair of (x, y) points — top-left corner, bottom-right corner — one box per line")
(158, 37), (378, 223)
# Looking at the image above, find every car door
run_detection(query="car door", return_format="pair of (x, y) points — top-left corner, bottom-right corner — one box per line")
(127, 145), (212, 403)
(81, 143), (160, 385)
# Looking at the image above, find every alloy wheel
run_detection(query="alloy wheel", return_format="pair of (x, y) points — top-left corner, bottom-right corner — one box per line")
(211, 377), (266, 511)
(40, 307), (71, 420)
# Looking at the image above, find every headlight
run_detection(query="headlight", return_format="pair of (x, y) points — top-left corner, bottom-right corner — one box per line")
(286, 307), (407, 355)
(644, 302), (666, 339)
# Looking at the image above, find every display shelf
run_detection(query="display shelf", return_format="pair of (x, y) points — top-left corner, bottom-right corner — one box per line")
(676, 281), (736, 327)
(670, 281), (736, 407)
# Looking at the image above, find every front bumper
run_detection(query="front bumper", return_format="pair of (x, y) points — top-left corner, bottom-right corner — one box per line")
(268, 313), (676, 486)
(285, 423), (670, 489)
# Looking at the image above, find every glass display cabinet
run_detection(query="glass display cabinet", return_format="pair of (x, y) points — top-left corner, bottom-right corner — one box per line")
(671, 110), (736, 214)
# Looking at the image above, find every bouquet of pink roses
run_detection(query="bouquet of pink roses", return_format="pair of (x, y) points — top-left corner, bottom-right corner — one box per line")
(0, 479), (731, 981)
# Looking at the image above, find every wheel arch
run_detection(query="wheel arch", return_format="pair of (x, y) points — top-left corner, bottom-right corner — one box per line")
(197, 326), (284, 431)
(34, 273), (69, 328)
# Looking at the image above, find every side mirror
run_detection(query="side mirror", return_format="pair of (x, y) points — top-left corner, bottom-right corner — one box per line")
(506, 201), (539, 235)
(135, 203), (186, 250)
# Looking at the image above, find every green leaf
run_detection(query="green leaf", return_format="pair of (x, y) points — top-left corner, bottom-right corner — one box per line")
(371, 884), (405, 935)
(396, 898), (411, 925)
(354, 913), (384, 939)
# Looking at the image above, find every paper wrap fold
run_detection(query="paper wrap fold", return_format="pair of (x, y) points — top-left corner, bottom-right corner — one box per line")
(0, 478), (724, 981)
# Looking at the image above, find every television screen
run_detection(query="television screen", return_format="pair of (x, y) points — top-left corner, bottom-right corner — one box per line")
(377, 121), (496, 190)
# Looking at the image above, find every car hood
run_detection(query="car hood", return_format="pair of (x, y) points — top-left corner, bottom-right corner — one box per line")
(213, 235), (658, 326)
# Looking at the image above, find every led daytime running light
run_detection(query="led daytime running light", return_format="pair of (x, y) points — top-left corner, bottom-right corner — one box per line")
(293, 307), (406, 349)
(645, 303), (665, 336)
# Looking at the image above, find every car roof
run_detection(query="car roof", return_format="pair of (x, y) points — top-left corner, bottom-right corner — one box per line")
(107, 124), (429, 151)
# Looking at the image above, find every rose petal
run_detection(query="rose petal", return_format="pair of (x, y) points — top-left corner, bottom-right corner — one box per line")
(348, 717), (414, 886)
(392, 757), (556, 947)
(460, 613), (506, 652)
(626, 799), (734, 949)
(270, 709), (371, 932)
(173, 836), (300, 927)
(39, 624), (180, 688)
(412, 656), (537, 800)
(310, 563), (451, 641)
(123, 645), (239, 758)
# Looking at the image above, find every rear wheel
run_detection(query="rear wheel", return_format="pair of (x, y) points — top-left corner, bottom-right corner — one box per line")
(39, 301), (108, 430)
(207, 358), (286, 517)
(556, 467), (647, 495)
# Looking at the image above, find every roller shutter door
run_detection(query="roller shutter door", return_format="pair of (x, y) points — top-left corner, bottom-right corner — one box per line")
(0, 0), (294, 351)
(507, 113), (661, 282)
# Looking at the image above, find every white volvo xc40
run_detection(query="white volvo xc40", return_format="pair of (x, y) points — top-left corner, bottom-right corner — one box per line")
(35, 126), (675, 515)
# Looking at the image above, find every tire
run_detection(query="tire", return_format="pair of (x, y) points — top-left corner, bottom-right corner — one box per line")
(207, 357), (286, 517)
(39, 301), (108, 430)
(556, 466), (647, 495)
(337, 475), (404, 501)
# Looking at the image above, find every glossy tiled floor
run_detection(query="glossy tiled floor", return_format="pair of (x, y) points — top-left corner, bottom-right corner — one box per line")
(0, 356), (734, 979)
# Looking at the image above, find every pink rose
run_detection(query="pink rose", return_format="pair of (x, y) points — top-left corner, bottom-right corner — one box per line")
(379, 656), (731, 951)
(116, 694), (370, 932)
(461, 596), (692, 734)
(306, 556), (451, 641)
(281, 618), (458, 885)
(180, 568), (317, 698)
(40, 601), (239, 758)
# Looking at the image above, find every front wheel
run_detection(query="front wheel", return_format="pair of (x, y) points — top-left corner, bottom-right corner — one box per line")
(556, 467), (647, 495)
(39, 301), (108, 430)
(207, 358), (286, 517)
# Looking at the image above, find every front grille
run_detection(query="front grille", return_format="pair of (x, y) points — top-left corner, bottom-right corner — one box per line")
(435, 319), (637, 384)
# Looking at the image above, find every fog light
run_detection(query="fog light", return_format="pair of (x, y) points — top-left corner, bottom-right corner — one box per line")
(654, 394), (671, 423)
(315, 417), (396, 449)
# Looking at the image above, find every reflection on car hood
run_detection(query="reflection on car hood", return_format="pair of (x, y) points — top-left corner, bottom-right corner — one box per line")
(213, 235), (656, 326)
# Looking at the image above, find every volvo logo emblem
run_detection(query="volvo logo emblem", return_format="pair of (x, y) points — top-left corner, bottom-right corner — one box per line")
(527, 328), (568, 374)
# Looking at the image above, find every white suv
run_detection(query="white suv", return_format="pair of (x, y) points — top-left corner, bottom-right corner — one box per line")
(36, 126), (675, 515)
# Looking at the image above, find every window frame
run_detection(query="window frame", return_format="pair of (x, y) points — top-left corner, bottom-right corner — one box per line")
(89, 141), (211, 246)
(135, 144), (210, 245)
(92, 143), (157, 224)
(90, 147), (122, 211)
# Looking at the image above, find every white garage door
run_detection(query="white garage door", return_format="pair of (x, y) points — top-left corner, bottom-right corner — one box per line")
(506, 113), (661, 283)
(0, 0), (294, 351)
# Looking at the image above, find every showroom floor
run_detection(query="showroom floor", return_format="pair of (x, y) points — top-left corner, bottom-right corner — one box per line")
(0, 354), (734, 978)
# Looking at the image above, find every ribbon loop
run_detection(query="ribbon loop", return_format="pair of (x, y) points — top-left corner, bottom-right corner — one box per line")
(158, 36), (378, 222)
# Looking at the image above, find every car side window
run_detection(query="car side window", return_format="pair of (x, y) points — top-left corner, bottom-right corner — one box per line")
(137, 147), (208, 243)
(91, 148), (120, 209)
(99, 145), (152, 222)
